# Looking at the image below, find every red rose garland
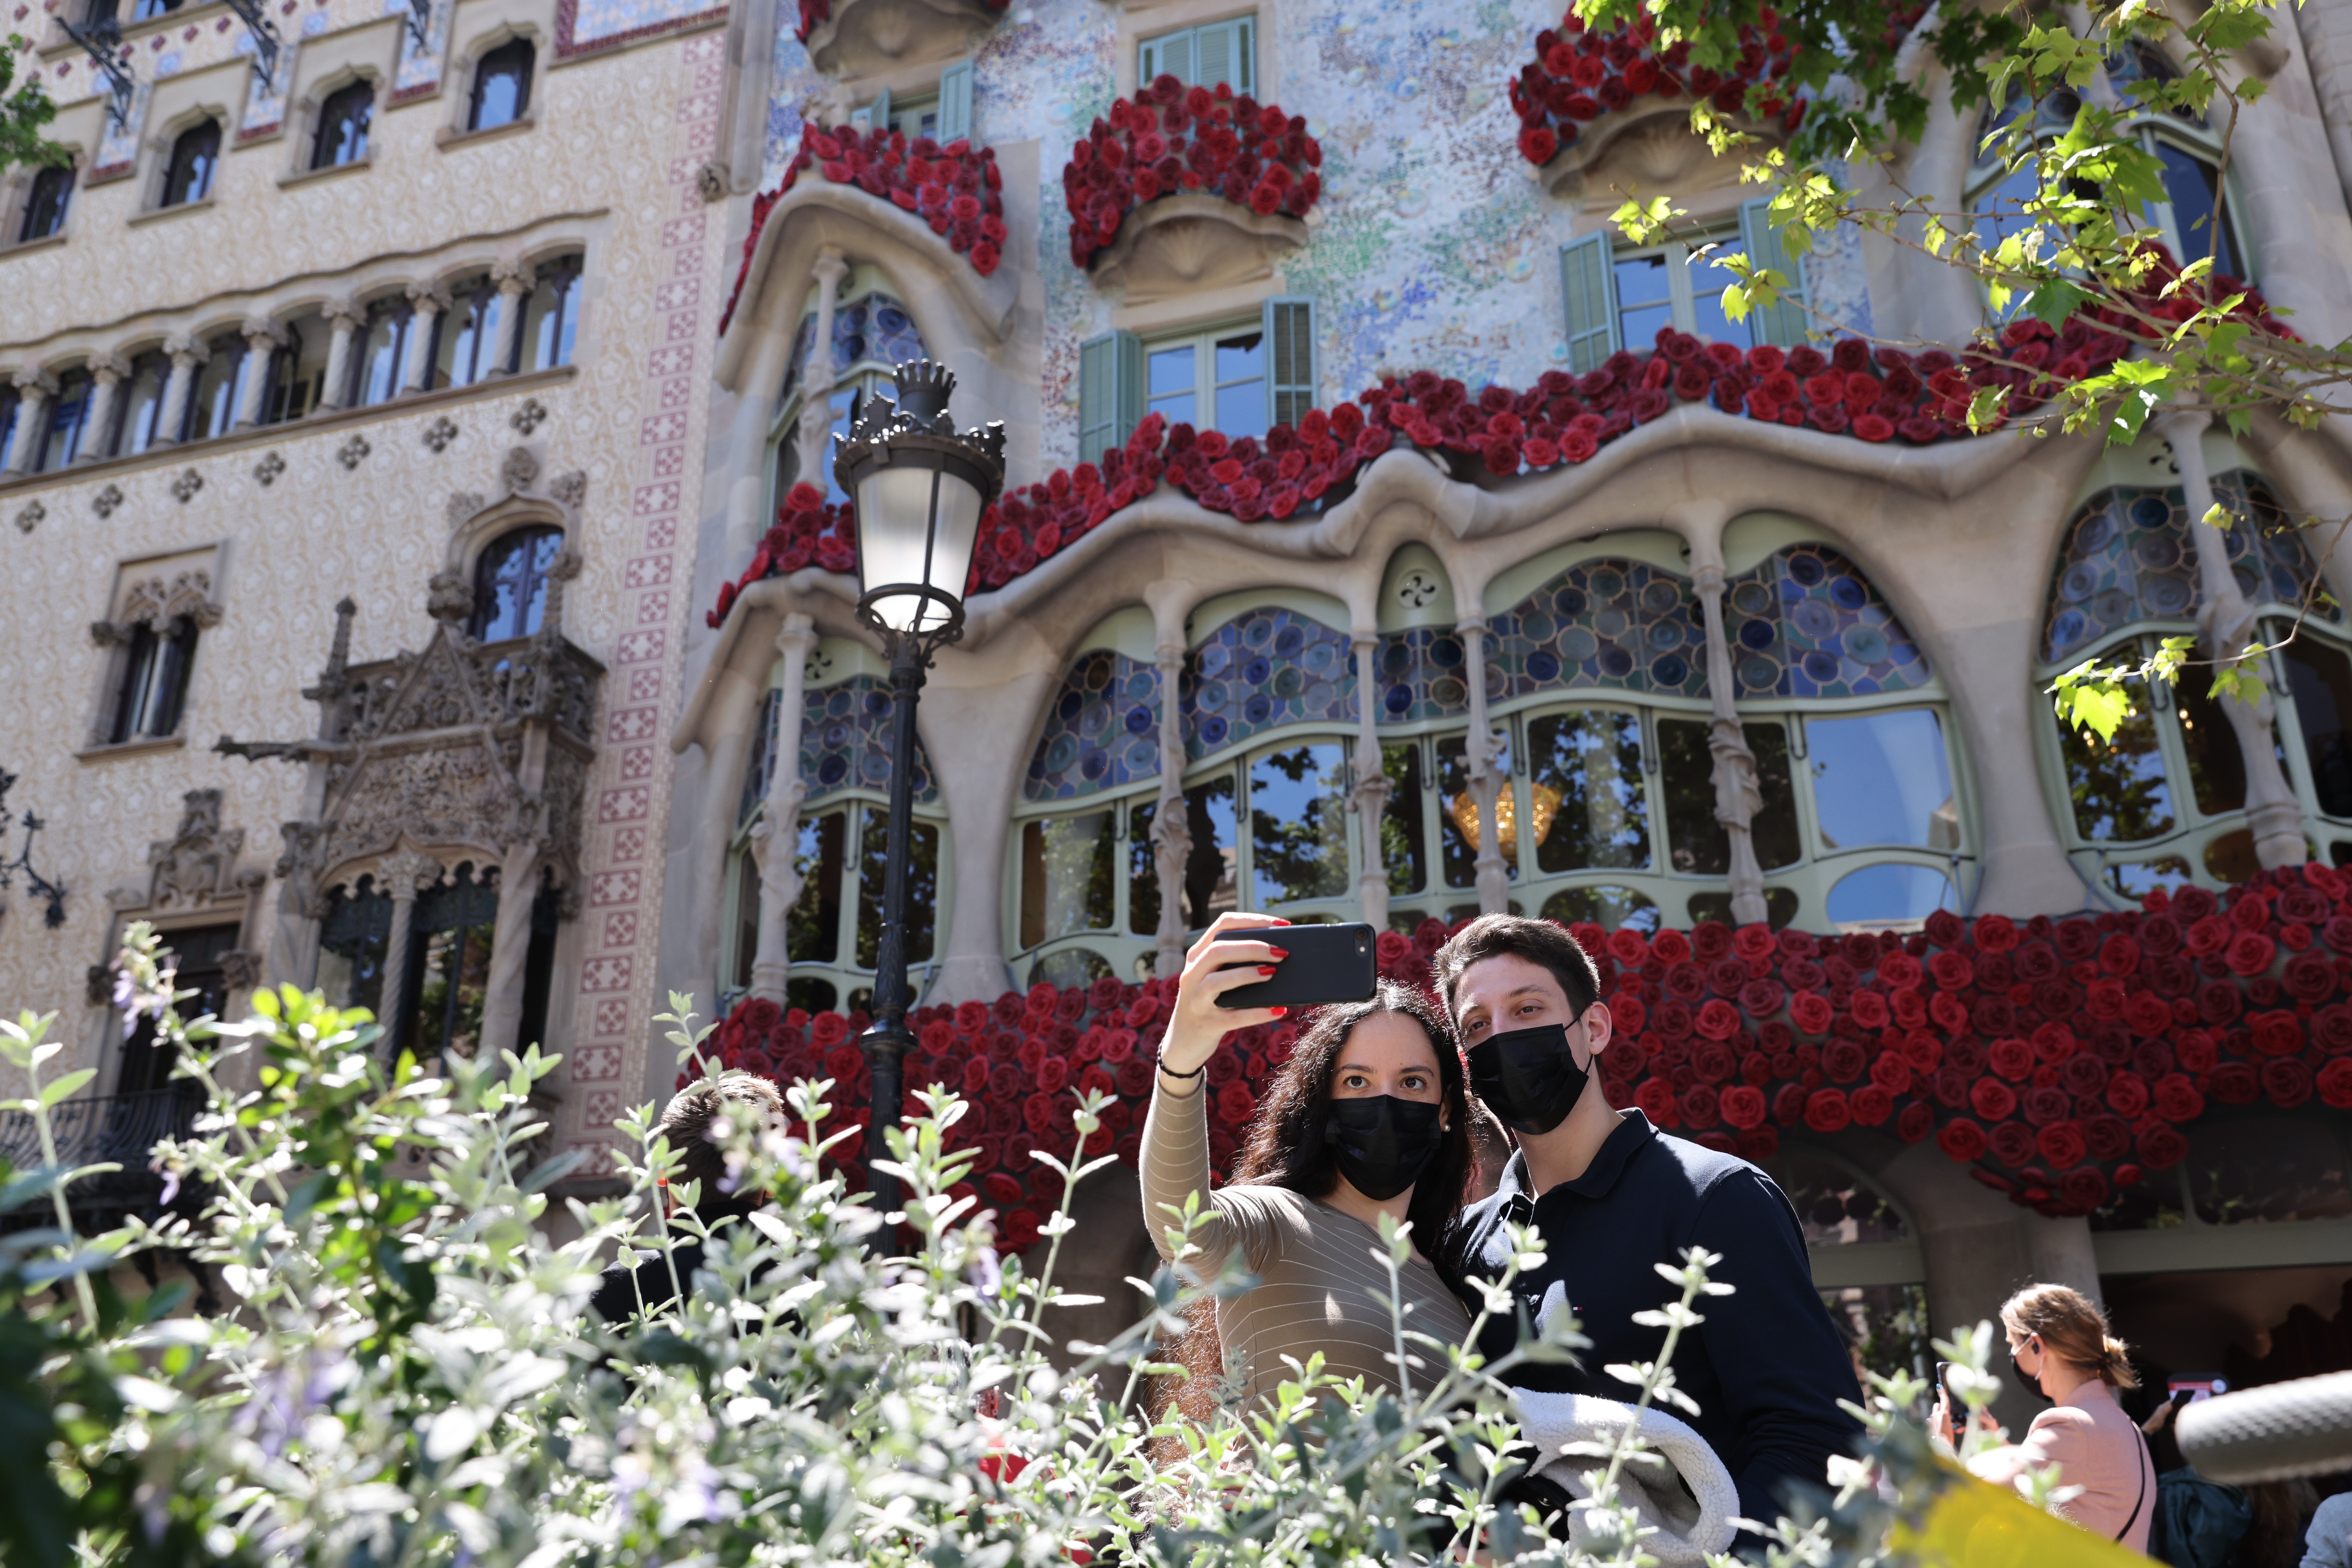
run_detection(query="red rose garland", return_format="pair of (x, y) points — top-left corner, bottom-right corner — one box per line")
(697, 862), (2352, 1239)
(1064, 79), (1321, 269)
(1510, 9), (1805, 169)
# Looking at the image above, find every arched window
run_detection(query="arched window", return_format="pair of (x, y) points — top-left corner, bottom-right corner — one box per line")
(2040, 464), (2347, 892)
(769, 272), (926, 505)
(468, 37), (534, 131)
(182, 329), (249, 443)
(724, 661), (948, 1013)
(111, 349), (171, 456)
(312, 80), (374, 170)
(468, 526), (565, 641)
(109, 616), (200, 743)
(346, 296), (415, 408)
(17, 162), (73, 243)
(434, 273), (508, 389)
(35, 367), (93, 471)
(159, 120), (219, 207)
(518, 253), (582, 372)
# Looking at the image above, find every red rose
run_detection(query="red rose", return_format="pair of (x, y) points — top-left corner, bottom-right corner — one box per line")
(1733, 923), (1776, 961)
(1971, 1079), (2018, 1121)
(1989, 1038), (2035, 1080)
(1736, 1126), (1781, 1161)
(2250, 1009), (2304, 1057)
(2086, 978), (2128, 1022)
(2084, 1115), (2133, 1161)
(2264, 1058), (2314, 1108)
(812, 1012), (851, 1048)
(1681, 1084), (1722, 1127)
(2285, 950), (2335, 1003)
(2138, 1123), (2190, 1169)
(1990, 1121), (2037, 1167)
(1717, 1084), (1766, 1130)
(1696, 999), (1740, 1041)
(1519, 125), (1558, 163)
(2210, 1063), (2260, 1105)
(1850, 992), (1890, 1029)
(1822, 1040), (1868, 1083)
(1694, 1042), (1738, 1084)
(2061, 1052), (2110, 1100)
(2037, 1121), (2088, 1168)
(1869, 1052), (1912, 1094)
(2106, 1071), (2149, 1118)
(2184, 916), (2232, 957)
(2176, 1030), (2218, 1074)
(1636, 1076), (1678, 1125)
(1115, 1059), (1154, 1097)
(2024, 1085), (2071, 1126)
(2325, 916), (2352, 954)
(1214, 1082), (1257, 1122)
(2123, 992), (2172, 1038)
(824, 1043), (865, 1081)
(1977, 914), (2020, 953)
(2226, 931), (2278, 976)
(2061, 1167), (2110, 1212)
(1898, 1101), (1935, 1142)
(1929, 951), (1974, 991)
(1790, 991), (1833, 1033)
(2197, 981), (2243, 1027)
(2320, 1058), (2352, 1109)
(1937, 1118), (1989, 1161)
(1740, 978), (1787, 1017)
(2099, 934), (2142, 976)
(1772, 1082), (1809, 1125)
(1850, 1084), (1894, 1126)
(1804, 1089), (1852, 1133)
(2151, 1072), (2205, 1122)
(1901, 1030), (1944, 1074)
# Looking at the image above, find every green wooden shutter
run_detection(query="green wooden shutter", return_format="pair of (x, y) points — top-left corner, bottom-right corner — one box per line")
(936, 60), (973, 143)
(1263, 296), (1315, 429)
(1740, 196), (1811, 347)
(1078, 329), (1142, 463)
(1195, 17), (1251, 92)
(871, 85), (892, 134)
(1139, 28), (1192, 88)
(1559, 230), (1619, 371)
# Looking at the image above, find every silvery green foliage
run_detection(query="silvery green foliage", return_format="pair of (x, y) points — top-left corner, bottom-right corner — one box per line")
(0, 927), (1974, 1566)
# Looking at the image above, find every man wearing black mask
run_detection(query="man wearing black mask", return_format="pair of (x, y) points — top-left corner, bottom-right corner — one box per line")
(1437, 914), (1861, 1530)
(590, 1069), (786, 1323)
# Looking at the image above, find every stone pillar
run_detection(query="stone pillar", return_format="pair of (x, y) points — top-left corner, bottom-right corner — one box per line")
(154, 334), (207, 448)
(1350, 631), (1391, 929)
(488, 258), (533, 378)
(373, 849), (440, 1052)
(749, 614), (820, 1002)
(1690, 544), (1770, 926)
(1459, 618), (1510, 914)
(2160, 407), (2308, 868)
(477, 842), (543, 1057)
(794, 249), (849, 485)
(401, 282), (451, 396)
(317, 299), (362, 412)
(1151, 639), (1192, 973)
(4, 368), (56, 475)
(233, 317), (286, 429)
(76, 354), (129, 464)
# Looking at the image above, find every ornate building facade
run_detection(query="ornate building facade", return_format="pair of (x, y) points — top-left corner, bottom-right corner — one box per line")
(667, 0), (2352, 1421)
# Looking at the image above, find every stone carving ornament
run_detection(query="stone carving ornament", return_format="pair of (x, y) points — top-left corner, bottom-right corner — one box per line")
(92, 568), (224, 645)
(338, 433), (371, 469)
(423, 415), (460, 453)
(91, 484), (123, 518)
(14, 501), (44, 533)
(104, 788), (264, 914)
(501, 444), (539, 492)
(549, 470), (587, 509)
(170, 468), (204, 503)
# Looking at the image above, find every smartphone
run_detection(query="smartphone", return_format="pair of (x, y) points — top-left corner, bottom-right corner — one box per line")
(1215, 921), (1378, 1011)
(1934, 1360), (1957, 1411)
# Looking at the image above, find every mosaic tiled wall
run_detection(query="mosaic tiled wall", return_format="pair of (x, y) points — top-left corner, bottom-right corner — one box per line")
(761, 0), (1877, 470)
(558, 0), (725, 57)
(1492, 560), (1709, 702)
(1724, 544), (1933, 700)
(1024, 650), (1162, 803)
(1181, 607), (1355, 758)
(798, 677), (941, 805)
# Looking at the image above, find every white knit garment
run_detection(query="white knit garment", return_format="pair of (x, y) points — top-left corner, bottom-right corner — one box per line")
(1508, 1282), (1741, 1564)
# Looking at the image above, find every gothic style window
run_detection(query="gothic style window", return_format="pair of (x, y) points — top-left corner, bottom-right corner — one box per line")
(768, 274), (925, 503)
(434, 273), (508, 389)
(111, 349), (170, 455)
(312, 80), (374, 170)
(518, 253), (583, 372)
(2041, 467), (2344, 892)
(182, 329), (249, 442)
(160, 120), (219, 207)
(35, 367), (93, 471)
(468, 526), (565, 641)
(17, 162), (73, 243)
(347, 296), (415, 408)
(109, 616), (201, 742)
(318, 879), (392, 1014)
(114, 922), (241, 1094)
(406, 869), (497, 1061)
(724, 666), (947, 1012)
(468, 37), (534, 131)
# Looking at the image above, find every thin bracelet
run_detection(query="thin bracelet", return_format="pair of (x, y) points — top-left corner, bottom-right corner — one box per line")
(1157, 1061), (1205, 1081)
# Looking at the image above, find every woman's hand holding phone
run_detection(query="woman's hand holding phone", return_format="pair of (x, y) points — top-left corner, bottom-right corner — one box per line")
(1157, 912), (1292, 1096)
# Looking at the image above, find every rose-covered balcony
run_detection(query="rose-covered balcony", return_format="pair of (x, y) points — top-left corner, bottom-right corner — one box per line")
(794, 0), (1006, 77)
(1512, 11), (1804, 198)
(1066, 79), (1321, 303)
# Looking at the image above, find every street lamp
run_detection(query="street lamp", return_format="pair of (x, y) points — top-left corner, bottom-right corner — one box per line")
(833, 360), (1003, 1221)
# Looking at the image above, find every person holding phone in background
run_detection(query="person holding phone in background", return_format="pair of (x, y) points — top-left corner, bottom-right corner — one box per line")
(1435, 914), (1863, 1527)
(1140, 910), (1494, 1411)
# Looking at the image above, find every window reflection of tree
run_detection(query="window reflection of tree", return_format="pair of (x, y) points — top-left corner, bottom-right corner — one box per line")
(1380, 742), (1428, 895)
(1529, 710), (1649, 873)
(853, 807), (936, 970)
(2059, 704), (2176, 841)
(1659, 718), (1800, 873)
(1248, 744), (1349, 904)
(1018, 811), (1113, 948)
(1180, 774), (1237, 926)
(1125, 797), (1159, 936)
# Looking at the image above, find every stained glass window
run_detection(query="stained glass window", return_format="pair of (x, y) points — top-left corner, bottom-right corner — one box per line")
(1182, 607), (1354, 758)
(1024, 650), (1161, 802)
(1722, 544), (1931, 699)
(797, 678), (938, 806)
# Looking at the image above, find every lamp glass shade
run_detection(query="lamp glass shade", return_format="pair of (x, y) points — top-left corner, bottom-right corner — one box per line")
(854, 458), (984, 633)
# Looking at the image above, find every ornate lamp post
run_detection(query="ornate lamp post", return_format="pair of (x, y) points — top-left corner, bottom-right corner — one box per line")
(832, 361), (1003, 1219)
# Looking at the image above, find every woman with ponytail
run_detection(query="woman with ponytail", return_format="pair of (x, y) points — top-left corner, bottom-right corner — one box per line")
(1947, 1283), (2156, 1551)
(1141, 912), (1493, 1417)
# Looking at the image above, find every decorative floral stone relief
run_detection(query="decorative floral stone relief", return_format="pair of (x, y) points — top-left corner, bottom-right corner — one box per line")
(169, 469), (204, 503)
(14, 501), (44, 534)
(509, 398), (548, 435)
(423, 416), (461, 454)
(793, 0), (1004, 77)
(90, 485), (123, 519)
(337, 434), (372, 469)
(254, 450), (286, 487)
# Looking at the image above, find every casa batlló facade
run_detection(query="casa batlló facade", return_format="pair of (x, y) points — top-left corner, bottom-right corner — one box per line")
(11, 0), (2352, 1431)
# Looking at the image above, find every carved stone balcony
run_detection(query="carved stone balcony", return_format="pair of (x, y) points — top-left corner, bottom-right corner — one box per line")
(798, 0), (1004, 77)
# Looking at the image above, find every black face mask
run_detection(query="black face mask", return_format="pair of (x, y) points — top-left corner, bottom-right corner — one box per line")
(2012, 1349), (2053, 1404)
(1467, 1022), (1590, 1136)
(1324, 1095), (1445, 1202)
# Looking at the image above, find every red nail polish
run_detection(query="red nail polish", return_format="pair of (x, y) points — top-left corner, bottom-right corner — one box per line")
(1270, 1006), (1289, 1016)
(1268, 948), (1290, 959)
(1259, 965), (1278, 975)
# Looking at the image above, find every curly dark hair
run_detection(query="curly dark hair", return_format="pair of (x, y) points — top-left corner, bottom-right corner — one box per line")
(1157, 981), (1493, 1428)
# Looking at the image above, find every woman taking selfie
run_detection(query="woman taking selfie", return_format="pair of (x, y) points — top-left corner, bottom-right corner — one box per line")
(1942, 1283), (2156, 1552)
(1141, 911), (1490, 1410)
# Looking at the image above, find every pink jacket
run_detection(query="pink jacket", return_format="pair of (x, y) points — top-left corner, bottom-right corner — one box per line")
(1967, 1380), (2155, 1554)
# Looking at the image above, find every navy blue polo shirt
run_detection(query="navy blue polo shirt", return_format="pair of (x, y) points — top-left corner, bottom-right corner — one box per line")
(1452, 1111), (1863, 1525)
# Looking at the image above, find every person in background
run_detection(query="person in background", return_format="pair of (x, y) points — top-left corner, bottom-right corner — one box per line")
(2301, 1487), (2352, 1568)
(590, 1069), (787, 1322)
(1947, 1284), (2156, 1553)
(1436, 914), (1862, 1528)
(1142, 912), (1495, 1413)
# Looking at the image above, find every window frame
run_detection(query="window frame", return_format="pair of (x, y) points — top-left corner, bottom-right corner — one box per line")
(14, 160), (75, 245)
(158, 117), (221, 209)
(1137, 15), (1256, 95)
(765, 277), (925, 511)
(466, 35), (535, 133)
(1140, 316), (1271, 443)
(310, 77), (376, 171)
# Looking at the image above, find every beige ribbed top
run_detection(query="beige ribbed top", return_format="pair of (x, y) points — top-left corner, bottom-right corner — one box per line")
(1139, 1081), (1476, 1409)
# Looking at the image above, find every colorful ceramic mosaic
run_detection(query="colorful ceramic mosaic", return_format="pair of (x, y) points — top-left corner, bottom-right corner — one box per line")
(1022, 650), (1163, 802)
(1723, 544), (1932, 699)
(1492, 559), (1710, 702)
(799, 678), (938, 805)
(781, 293), (928, 401)
(236, 42), (294, 138)
(1181, 608), (1355, 759)
(390, 0), (450, 98)
(558, 0), (721, 56)
(2042, 471), (2330, 663)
